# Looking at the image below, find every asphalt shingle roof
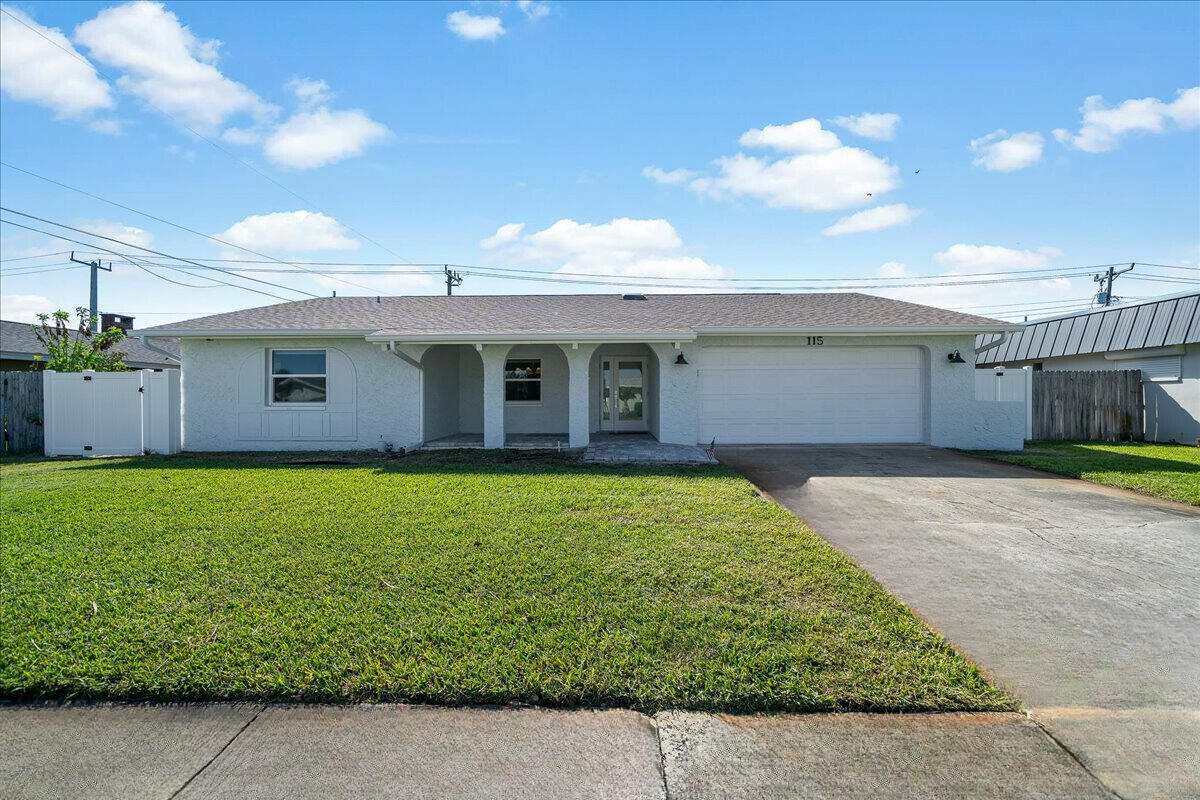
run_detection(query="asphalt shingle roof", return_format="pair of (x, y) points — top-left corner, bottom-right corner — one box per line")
(137, 293), (1013, 336)
(1, 319), (179, 367)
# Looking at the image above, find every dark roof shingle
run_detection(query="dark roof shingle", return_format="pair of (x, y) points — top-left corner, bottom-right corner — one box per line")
(138, 293), (1014, 336)
(1, 319), (179, 367)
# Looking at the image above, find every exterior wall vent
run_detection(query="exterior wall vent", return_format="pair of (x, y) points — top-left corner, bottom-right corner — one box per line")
(622, 294), (647, 301)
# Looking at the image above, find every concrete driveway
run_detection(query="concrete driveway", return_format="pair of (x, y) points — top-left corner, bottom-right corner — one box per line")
(719, 445), (1200, 800)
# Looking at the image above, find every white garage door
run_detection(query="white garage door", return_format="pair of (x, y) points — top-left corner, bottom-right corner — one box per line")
(698, 346), (925, 444)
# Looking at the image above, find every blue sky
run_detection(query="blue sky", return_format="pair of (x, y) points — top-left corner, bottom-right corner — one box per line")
(1, 0), (1197, 325)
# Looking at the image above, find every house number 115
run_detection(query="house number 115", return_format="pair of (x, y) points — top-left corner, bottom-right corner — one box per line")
(806, 336), (824, 345)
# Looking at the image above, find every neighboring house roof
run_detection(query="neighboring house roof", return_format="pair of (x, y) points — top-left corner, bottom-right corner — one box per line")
(0, 319), (180, 368)
(137, 293), (1017, 340)
(976, 291), (1200, 366)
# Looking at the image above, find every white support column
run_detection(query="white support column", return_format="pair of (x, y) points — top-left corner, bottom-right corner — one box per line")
(649, 342), (698, 445)
(561, 343), (599, 448)
(478, 344), (511, 449)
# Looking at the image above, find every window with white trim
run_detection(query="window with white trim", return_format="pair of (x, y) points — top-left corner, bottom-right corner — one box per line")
(505, 358), (541, 403)
(270, 349), (327, 404)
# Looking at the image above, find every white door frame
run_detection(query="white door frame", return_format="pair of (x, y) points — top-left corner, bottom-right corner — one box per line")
(599, 356), (649, 432)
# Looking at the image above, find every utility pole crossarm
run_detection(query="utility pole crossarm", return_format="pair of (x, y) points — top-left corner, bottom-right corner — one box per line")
(1093, 262), (1134, 306)
(69, 251), (112, 325)
(444, 265), (463, 296)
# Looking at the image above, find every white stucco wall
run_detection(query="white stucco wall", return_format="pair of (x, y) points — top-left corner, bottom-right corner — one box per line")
(421, 345), (460, 441)
(1031, 344), (1199, 444)
(180, 337), (422, 451)
(180, 332), (1024, 452)
(693, 334), (1024, 450)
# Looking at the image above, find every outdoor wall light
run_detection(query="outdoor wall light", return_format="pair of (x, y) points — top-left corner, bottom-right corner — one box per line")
(675, 352), (689, 365)
(947, 350), (967, 364)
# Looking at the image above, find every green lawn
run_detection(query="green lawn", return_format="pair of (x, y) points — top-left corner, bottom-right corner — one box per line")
(974, 441), (1200, 506)
(0, 451), (1011, 712)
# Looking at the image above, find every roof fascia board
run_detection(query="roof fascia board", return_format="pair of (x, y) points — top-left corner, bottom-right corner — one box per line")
(365, 331), (697, 344)
(693, 325), (1024, 335)
(132, 329), (371, 338)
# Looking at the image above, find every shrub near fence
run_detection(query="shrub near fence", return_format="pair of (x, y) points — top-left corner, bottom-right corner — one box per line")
(1032, 369), (1144, 442)
(1, 371), (44, 453)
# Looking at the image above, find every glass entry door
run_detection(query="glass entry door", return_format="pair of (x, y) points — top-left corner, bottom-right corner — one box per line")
(600, 358), (648, 432)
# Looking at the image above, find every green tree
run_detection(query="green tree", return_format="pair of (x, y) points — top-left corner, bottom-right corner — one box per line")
(32, 308), (128, 372)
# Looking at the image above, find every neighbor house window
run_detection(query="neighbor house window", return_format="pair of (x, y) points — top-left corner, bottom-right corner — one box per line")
(505, 358), (541, 403)
(270, 349), (326, 404)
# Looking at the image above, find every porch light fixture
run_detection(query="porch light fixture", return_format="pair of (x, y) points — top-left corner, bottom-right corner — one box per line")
(947, 350), (967, 364)
(675, 352), (689, 365)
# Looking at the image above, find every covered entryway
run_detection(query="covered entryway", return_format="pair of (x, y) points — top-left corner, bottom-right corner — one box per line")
(698, 346), (925, 444)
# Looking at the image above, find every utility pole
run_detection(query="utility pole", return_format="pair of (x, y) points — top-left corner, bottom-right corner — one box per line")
(1094, 263), (1134, 306)
(69, 251), (112, 327)
(444, 265), (463, 296)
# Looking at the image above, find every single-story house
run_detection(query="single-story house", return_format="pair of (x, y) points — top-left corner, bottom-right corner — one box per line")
(0, 315), (180, 371)
(976, 291), (1200, 444)
(135, 292), (1026, 452)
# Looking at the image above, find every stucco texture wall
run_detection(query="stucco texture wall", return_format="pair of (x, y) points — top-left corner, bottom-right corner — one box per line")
(694, 334), (1024, 450)
(180, 337), (421, 452)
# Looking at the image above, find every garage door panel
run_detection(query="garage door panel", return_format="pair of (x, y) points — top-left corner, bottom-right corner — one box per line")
(698, 346), (925, 444)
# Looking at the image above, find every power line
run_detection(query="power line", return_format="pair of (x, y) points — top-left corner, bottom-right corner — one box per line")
(0, 208), (317, 298)
(0, 218), (295, 302)
(0, 162), (403, 294)
(0, 250), (72, 263)
(0, 9), (413, 267)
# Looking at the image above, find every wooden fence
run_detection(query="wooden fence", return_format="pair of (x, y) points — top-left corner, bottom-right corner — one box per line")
(1032, 370), (1144, 441)
(1, 371), (44, 453)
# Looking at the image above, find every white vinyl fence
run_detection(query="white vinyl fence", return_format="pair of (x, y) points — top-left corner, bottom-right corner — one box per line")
(43, 369), (180, 456)
(975, 366), (1033, 440)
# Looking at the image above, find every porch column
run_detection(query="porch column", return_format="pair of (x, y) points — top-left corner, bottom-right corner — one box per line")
(478, 344), (511, 449)
(561, 343), (599, 448)
(649, 342), (698, 445)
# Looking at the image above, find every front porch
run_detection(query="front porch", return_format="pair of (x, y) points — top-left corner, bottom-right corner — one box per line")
(421, 431), (712, 464)
(387, 339), (698, 451)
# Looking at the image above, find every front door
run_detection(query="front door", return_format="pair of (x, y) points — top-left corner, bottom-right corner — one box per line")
(600, 358), (648, 432)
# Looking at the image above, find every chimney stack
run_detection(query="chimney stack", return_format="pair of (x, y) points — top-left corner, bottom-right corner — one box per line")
(100, 313), (134, 333)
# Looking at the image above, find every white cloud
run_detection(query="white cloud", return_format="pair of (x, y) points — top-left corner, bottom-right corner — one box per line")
(74, 1), (275, 131)
(671, 119), (898, 211)
(82, 220), (154, 249)
(0, 4), (113, 118)
(88, 118), (125, 135)
(446, 10), (505, 41)
(694, 147), (899, 211)
(263, 107), (390, 169)
(286, 77), (331, 108)
(1, 294), (57, 323)
(738, 119), (841, 152)
(480, 222), (526, 249)
(1053, 87), (1200, 153)
(829, 112), (901, 141)
(492, 217), (728, 289)
(217, 211), (358, 254)
(934, 243), (1062, 272)
(869, 245), (1076, 317)
(642, 166), (698, 185)
(821, 204), (921, 237)
(969, 129), (1044, 172)
(517, 1), (551, 20)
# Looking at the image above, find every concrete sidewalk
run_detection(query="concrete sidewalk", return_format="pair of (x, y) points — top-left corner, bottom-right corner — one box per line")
(0, 702), (1112, 800)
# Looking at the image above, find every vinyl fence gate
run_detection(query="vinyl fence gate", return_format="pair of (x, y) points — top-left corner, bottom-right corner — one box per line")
(43, 369), (181, 456)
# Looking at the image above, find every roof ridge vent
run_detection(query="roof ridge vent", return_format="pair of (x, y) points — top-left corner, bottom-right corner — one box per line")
(622, 293), (647, 301)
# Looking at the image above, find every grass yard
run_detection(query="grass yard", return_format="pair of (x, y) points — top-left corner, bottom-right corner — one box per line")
(1, 451), (1012, 712)
(975, 441), (1200, 506)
